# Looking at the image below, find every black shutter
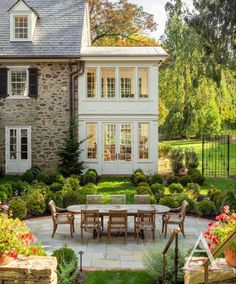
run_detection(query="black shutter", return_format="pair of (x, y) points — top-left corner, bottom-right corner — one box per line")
(28, 68), (38, 98)
(0, 68), (8, 98)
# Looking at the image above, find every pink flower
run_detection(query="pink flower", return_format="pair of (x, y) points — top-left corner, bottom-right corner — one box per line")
(223, 205), (229, 214)
(215, 214), (223, 221)
(1, 204), (9, 210)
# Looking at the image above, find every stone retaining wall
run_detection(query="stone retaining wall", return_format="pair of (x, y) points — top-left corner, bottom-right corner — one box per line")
(0, 256), (57, 283)
(0, 62), (70, 173)
(184, 257), (236, 283)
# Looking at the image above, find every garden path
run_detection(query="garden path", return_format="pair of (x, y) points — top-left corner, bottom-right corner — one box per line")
(26, 215), (209, 269)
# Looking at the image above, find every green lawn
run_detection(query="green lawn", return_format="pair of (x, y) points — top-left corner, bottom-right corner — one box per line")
(96, 176), (137, 204)
(84, 270), (154, 284)
(160, 139), (236, 176)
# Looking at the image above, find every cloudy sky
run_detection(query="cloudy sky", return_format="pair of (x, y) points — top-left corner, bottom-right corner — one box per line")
(114, 0), (194, 40)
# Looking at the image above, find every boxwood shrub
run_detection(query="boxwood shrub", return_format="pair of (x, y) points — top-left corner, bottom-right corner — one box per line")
(186, 183), (200, 198)
(166, 176), (179, 185)
(49, 182), (63, 193)
(9, 197), (27, 219)
(159, 196), (178, 208)
(82, 169), (98, 185)
(137, 185), (152, 195)
(169, 183), (184, 194)
(191, 173), (205, 185)
(197, 200), (216, 217)
(148, 173), (163, 185)
(179, 176), (192, 187)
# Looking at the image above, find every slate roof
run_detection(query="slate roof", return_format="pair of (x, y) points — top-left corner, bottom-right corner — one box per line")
(0, 0), (85, 58)
(81, 46), (168, 57)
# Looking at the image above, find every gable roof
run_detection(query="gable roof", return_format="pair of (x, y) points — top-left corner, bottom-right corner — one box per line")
(0, 0), (86, 58)
(8, 0), (40, 18)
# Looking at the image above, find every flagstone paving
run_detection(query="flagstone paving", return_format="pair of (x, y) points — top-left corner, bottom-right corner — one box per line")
(25, 215), (210, 269)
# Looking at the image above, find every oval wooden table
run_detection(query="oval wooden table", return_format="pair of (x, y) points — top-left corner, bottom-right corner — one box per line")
(67, 204), (170, 216)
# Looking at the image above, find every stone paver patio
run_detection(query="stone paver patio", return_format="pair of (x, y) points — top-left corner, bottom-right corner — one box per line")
(26, 215), (210, 269)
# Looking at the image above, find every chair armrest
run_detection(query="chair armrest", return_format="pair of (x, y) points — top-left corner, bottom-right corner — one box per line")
(169, 206), (181, 212)
(162, 212), (181, 221)
(56, 206), (68, 212)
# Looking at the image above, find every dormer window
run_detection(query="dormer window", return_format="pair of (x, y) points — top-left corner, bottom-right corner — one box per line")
(8, 0), (40, 42)
(14, 16), (29, 39)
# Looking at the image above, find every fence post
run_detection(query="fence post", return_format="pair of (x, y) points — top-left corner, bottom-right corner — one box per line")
(202, 135), (205, 176)
(227, 135), (230, 178)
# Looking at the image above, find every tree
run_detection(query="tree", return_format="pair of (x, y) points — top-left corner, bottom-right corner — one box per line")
(89, 0), (157, 45)
(58, 122), (85, 177)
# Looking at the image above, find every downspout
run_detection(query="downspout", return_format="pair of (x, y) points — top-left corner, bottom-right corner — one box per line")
(69, 60), (85, 137)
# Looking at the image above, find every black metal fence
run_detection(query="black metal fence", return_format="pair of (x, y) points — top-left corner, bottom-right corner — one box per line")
(202, 135), (236, 178)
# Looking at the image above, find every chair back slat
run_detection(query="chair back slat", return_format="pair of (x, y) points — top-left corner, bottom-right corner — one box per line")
(81, 210), (100, 224)
(110, 195), (126, 204)
(87, 195), (103, 204)
(134, 195), (150, 204)
(137, 210), (155, 223)
(109, 210), (127, 225)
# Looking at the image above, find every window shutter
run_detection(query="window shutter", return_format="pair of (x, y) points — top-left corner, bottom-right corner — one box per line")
(28, 68), (38, 98)
(0, 68), (8, 98)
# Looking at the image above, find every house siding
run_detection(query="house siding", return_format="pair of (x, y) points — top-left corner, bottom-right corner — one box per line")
(0, 62), (70, 173)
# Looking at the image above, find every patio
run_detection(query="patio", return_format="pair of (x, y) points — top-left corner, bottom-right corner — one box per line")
(25, 214), (210, 269)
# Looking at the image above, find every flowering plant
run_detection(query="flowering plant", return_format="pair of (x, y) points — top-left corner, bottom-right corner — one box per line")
(0, 213), (45, 259)
(204, 206), (236, 252)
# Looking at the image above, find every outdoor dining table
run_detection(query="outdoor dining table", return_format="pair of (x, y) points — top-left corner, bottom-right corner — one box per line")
(67, 204), (170, 216)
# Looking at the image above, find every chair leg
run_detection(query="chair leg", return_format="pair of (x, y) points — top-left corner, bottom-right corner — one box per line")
(81, 227), (83, 244)
(52, 224), (57, 238)
(180, 223), (185, 238)
(125, 227), (127, 244)
(97, 228), (100, 243)
(108, 227), (111, 244)
(73, 220), (75, 233)
(136, 228), (139, 244)
(70, 223), (73, 238)
(101, 216), (104, 231)
(162, 218), (164, 233)
(153, 228), (155, 241)
(164, 222), (168, 238)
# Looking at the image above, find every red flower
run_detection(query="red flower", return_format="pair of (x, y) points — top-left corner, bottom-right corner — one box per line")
(9, 251), (18, 259)
(212, 236), (219, 245)
(208, 222), (213, 227)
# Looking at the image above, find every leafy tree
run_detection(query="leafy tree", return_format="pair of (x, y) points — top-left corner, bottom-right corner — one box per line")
(58, 122), (85, 177)
(89, 0), (157, 45)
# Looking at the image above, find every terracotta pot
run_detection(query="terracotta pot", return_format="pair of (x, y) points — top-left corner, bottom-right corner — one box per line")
(224, 247), (236, 267)
(0, 254), (12, 266)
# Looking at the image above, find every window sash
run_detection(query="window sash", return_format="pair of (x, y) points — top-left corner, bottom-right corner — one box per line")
(138, 123), (149, 159)
(9, 68), (28, 96)
(101, 68), (116, 98)
(86, 123), (97, 159)
(86, 68), (97, 98)
(138, 68), (148, 98)
(14, 16), (28, 39)
(120, 68), (135, 98)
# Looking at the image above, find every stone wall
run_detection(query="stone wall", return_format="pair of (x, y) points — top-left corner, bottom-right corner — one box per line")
(0, 62), (70, 172)
(0, 256), (57, 283)
(184, 257), (236, 283)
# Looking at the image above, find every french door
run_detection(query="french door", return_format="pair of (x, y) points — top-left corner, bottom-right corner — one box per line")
(5, 126), (31, 173)
(102, 123), (133, 174)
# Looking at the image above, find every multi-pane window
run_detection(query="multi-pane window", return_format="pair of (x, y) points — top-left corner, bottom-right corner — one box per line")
(101, 68), (116, 98)
(138, 68), (148, 98)
(120, 124), (132, 161)
(104, 124), (116, 161)
(120, 68), (134, 98)
(10, 68), (28, 96)
(21, 129), (28, 160)
(87, 123), (97, 159)
(138, 123), (149, 159)
(14, 16), (28, 39)
(10, 129), (17, 160)
(86, 68), (97, 98)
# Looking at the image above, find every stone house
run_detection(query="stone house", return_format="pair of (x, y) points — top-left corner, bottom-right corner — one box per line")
(0, 0), (167, 175)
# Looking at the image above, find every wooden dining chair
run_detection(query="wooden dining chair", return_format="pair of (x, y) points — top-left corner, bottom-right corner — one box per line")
(110, 195), (126, 204)
(48, 200), (75, 238)
(162, 200), (189, 238)
(87, 195), (104, 230)
(134, 195), (150, 204)
(135, 210), (156, 243)
(81, 210), (101, 243)
(108, 210), (128, 244)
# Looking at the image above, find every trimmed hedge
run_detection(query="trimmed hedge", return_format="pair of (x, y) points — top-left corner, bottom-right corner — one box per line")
(9, 197), (27, 219)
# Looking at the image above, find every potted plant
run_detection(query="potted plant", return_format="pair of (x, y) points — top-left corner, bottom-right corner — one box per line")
(204, 205), (236, 267)
(0, 213), (45, 265)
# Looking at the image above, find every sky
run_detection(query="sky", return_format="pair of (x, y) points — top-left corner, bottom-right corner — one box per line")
(112, 0), (194, 40)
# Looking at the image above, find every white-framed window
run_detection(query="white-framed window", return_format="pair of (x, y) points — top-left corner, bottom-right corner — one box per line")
(13, 15), (29, 40)
(101, 68), (116, 98)
(120, 68), (135, 98)
(8, 67), (29, 97)
(138, 68), (148, 98)
(138, 123), (149, 159)
(86, 68), (97, 98)
(86, 123), (97, 159)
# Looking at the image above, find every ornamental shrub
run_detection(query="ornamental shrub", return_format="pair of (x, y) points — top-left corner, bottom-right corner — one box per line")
(63, 176), (81, 192)
(0, 166), (4, 178)
(138, 182), (150, 187)
(186, 183), (200, 199)
(179, 175), (192, 187)
(176, 194), (196, 214)
(8, 181), (31, 196)
(9, 197), (27, 219)
(169, 183), (184, 194)
(158, 144), (172, 158)
(78, 183), (97, 204)
(187, 168), (201, 177)
(144, 248), (185, 284)
(148, 173), (163, 185)
(159, 196), (177, 208)
(0, 191), (7, 203)
(49, 182), (63, 193)
(221, 189), (236, 210)
(22, 169), (35, 184)
(45, 190), (64, 210)
(62, 190), (82, 207)
(166, 175), (179, 185)
(197, 200), (216, 217)
(212, 191), (225, 214)
(82, 169), (98, 185)
(191, 173), (205, 185)
(137, 185), (152, 195)
(151, 183), (165, 203)
(134, 168), (144, 175)
(48, 172), (64, 184)
(185, 148), (199, 170)
(134, 173), (146, 185)
(26, 186), (46, 216)
(169, 148), (184, 176)
(52, 246), (78, 284)
(30, 165), (43, 179)
(37, 171), (50, 184)
(0, 183), (13, 197)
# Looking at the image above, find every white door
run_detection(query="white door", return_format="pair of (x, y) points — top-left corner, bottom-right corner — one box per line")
(6, 126), (31, 174)
(102, 123), (133, 175)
